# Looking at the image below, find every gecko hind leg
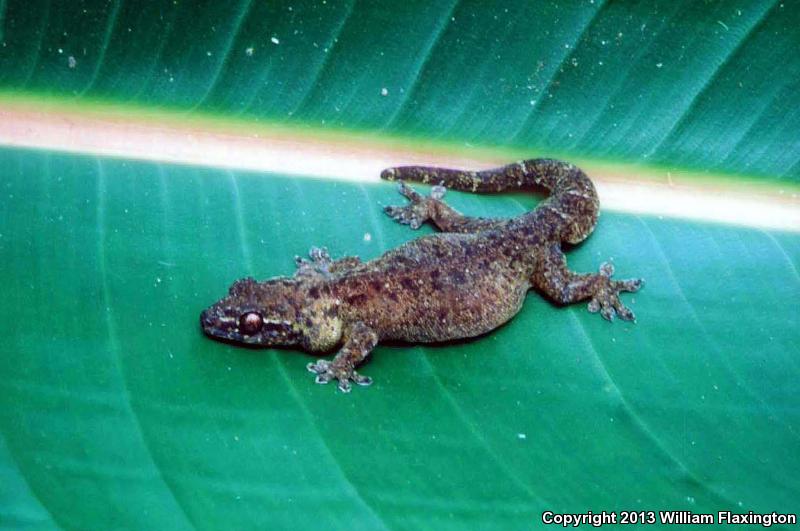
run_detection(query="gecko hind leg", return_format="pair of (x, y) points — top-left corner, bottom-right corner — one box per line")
(534, 246), (644, 322)
(585, 262), (645, 321)
(383, 182), (445, 229)
(383, 182), (507, 233)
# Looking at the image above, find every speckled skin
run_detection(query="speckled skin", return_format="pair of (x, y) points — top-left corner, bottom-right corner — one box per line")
(201, 159), (643, 392)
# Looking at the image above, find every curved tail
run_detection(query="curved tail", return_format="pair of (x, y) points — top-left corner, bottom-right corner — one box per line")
(381, 159), (600, 244)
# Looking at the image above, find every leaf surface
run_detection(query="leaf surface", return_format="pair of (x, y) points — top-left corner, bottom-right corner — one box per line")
(0, 1), (798, 530)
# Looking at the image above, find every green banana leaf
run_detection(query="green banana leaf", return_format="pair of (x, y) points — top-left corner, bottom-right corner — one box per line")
(1, 1), (798, 530)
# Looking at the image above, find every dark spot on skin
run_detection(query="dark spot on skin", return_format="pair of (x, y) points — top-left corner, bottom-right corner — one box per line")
(309, 286), (320, 299)
(263, 321), (291, 335)
(400, 278), (416, 291)
(345, 293), (368, 306)
(369, 280), (383, 292)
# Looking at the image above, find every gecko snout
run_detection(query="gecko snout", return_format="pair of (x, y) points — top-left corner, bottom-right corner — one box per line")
(200, 308), (215, 330)
(200, 307), (229, 332)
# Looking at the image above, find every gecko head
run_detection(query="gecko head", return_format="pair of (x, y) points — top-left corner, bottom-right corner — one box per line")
(200, 276), (305, 348)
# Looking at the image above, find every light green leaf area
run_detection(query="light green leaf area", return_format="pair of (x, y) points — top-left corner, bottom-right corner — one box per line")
(1, 149), (798, 530)
(0, 0), (798, 530)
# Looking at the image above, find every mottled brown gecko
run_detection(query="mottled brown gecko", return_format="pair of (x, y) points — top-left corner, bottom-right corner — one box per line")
(200, 159), (643, 392)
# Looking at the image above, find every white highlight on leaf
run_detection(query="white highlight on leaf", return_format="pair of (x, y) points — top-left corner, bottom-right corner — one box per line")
(0, 103), (796, 232)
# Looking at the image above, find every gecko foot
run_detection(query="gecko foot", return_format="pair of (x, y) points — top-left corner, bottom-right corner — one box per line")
(307, 360), (373, 393)
(295, 246), (332, 267)
(383, 182), (446, 230)
(587, 262), (644, 322)
(295, 247), (361, 278)
(294, 246), (332, 275)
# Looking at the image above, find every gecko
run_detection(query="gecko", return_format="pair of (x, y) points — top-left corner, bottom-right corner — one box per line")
(200, 159), (644, 392)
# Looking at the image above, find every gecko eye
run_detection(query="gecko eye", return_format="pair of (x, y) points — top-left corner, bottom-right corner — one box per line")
(239, 312), (263, 334)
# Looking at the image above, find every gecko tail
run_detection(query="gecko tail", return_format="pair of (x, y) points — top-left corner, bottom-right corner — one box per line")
(380, 158), (599, 244)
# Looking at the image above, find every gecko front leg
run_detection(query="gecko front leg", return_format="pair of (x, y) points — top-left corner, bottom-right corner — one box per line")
(294, 246), (361, 279)
(307, 322), (378, 393)
(384, 182), (508, 233)
(533, 245), (644, 321)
